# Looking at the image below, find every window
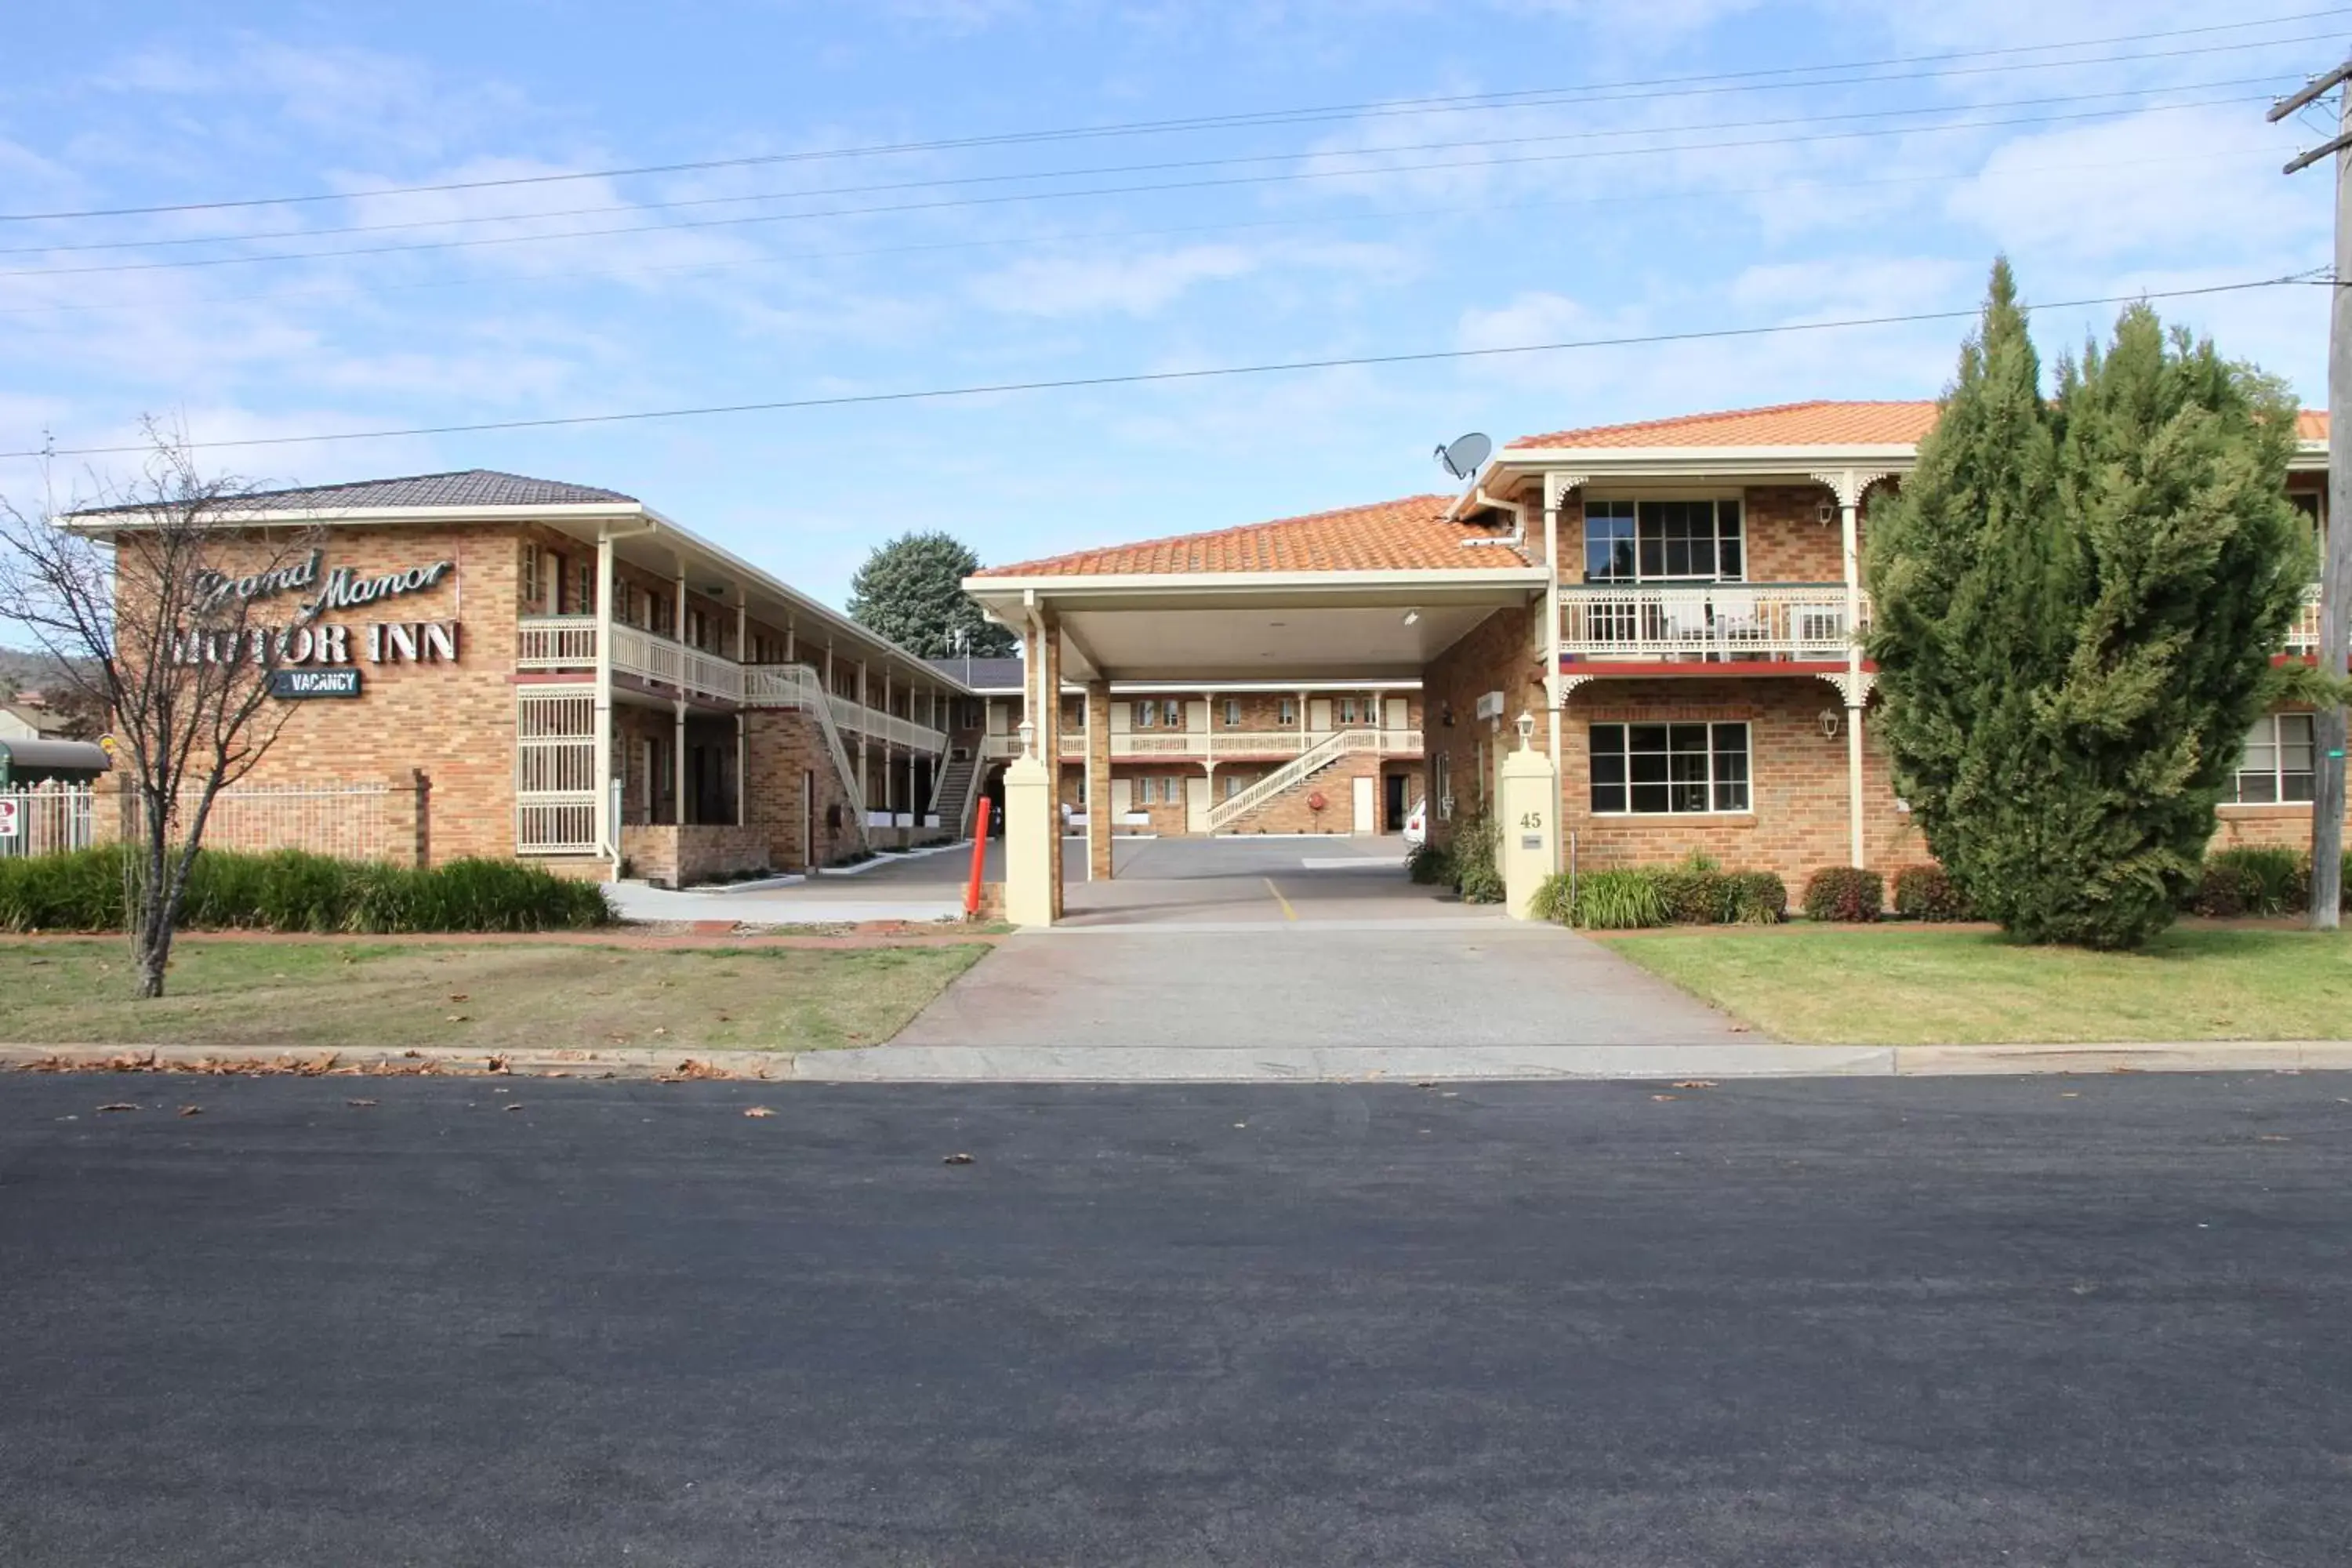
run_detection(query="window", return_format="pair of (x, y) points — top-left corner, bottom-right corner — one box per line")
(1133, 700), (1157, 729)
(1590, 721), (1751, 814)
(1222, 774), (1243, 800)
(1223, 699), (1241, 728)
(1162, 699), (1182, 728)
(1279, 697), (1298, 724)
(1433, 751), (1452, 818)
(520, 545), (542, 608)
(576, 561), (595, 617)
(1584, 498), (1744, 583)
(2234, 713), (2315, 804)
(1338, 697), (1361, 725)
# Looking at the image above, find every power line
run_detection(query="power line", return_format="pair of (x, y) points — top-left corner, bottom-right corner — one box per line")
(0, 143), (2288, 324)
(4, 273), (2318, 462)
(0, 71), (2296, 260)
(1, 7), (2335, 224)
(0, 89), (2286, 281)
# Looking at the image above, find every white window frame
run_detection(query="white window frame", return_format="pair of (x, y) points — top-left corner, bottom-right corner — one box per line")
(1279, 697), (1298, 725)
(1589, 720), (1753, 815)
(1223, 699), (1241, 728)
(2232, 713), (2316, 805)
(1583, 496), (1747, 585)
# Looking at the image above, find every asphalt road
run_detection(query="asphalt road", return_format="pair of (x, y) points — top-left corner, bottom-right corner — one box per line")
(2, 1073), (2348, 1566)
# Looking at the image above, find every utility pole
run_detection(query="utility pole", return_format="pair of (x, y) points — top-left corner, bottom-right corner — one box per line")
(2272, 60), (2352, 931)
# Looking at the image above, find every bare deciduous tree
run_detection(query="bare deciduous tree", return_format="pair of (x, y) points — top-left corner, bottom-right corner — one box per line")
(0, 426), (318, 996)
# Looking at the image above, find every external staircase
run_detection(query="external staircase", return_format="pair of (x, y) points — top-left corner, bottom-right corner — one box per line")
(1205, 728), (1388, 833)
(929, 748), (983, 837)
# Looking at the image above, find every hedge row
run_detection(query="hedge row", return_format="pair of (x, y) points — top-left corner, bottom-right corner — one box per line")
(1531, 858), (1788, 930)
(2186, 846), (2352, 918)
(0, 846), (615, 935)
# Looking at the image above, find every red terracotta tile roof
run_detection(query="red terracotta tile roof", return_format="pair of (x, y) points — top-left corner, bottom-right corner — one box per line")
(973, 494), (1517, 577)
(1514, 401), (2332, 450)
(1508, 400), (1942, 450)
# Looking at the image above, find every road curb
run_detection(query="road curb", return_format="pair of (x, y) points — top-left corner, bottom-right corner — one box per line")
(8, 1039), (2352, 1084)
(0, 1042), (801, 1080)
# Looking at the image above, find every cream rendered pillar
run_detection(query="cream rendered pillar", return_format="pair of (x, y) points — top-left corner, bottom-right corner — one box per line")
(1496, 711), (1558, 922)
(592, 530), (617, 861)
(1004, 615), (1058, 927)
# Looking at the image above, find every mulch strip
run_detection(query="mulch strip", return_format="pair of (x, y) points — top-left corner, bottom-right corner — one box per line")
(0, 923), (1002, 953)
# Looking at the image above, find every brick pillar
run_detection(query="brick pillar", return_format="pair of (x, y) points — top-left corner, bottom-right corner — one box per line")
(1086, 680), (1112, 880)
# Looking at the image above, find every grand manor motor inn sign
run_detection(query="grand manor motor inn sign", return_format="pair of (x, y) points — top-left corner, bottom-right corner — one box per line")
(171, 549), (461, 678)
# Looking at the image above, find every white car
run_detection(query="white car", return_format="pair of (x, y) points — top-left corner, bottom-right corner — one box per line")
(1403, 797), (1428, 848)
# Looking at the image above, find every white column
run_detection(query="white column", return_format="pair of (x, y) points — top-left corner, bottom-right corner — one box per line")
(593, 530), (616, 858)
(673, 699), (688, 827)
(1542, 472), (1573, 873)
(1814, 467), (1883, 872)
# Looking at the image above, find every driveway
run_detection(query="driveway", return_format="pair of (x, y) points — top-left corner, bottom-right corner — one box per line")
(891, 836), (1751, 1055)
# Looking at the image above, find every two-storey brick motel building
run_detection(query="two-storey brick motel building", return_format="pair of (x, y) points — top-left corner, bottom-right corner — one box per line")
(71, 401), (2333, 901)
(960, 401), (2336, 913)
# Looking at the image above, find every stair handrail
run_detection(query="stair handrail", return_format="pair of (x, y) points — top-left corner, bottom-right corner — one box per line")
(953, 752), (985, 837)
(1205, 728), (1375, 832)
(757, 662), (870, 858)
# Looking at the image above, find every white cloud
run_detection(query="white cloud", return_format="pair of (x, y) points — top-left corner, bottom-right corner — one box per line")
(971, 244), (1261, 317)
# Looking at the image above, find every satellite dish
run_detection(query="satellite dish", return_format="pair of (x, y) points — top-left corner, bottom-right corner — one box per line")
(1435, 432), (1492, 481)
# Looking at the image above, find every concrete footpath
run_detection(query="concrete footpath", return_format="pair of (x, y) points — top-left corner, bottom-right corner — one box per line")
(10, 1039), (2352, 1082)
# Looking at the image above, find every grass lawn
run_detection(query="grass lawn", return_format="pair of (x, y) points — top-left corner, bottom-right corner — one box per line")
(0, 939), (988, 1052)
(1596, 924), (2352, 1045)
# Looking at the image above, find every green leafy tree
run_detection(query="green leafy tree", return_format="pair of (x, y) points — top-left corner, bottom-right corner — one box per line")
(846, 532), (1016, 659)
(1867, 260), (2312, 949)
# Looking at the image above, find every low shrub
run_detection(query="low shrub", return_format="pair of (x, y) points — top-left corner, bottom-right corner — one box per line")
(1450, 811), (1505, 905)
(2189, 846), (2310, 919)
(1802, 866), (1884, 923)
(1566, 868), (1671, 929)
(1892, 864), (1973, 922)
(1405, 840), (1454, 886)
(1722, 870), (1788, 924)
(0, 845), (613, 934)
(1653, 852), (1730, 925)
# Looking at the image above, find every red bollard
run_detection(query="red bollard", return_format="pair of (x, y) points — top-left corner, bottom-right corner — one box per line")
(964, 797), (992, 917)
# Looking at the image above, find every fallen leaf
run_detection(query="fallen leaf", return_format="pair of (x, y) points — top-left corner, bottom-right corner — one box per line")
(2257, 1134), (2291, 1143)
(1650, 1094), (1677, 1102)
(96, 1102), (138, 1112)
(2060, 1091), (2080, 1098)
(503, 1103), (525, 1112)
(346, 1098), (378, 1108)
(486, 1054), (510, 1073)
(446, 1014), (470, 1024)
(176, 1105), (202, 1117)
(1671, 1080), (1718, 1090)
(942, 1152), (975, 1165)
(652, 1026), (669, 1036)
(448, 993), (469, 1003)
(742, 1106), (775, 1118)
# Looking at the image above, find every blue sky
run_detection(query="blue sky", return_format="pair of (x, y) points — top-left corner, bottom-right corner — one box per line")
(0, 1), (2336, 608)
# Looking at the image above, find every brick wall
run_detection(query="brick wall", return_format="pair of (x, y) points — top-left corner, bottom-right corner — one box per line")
(1556, 485), (1849, 586)
(620, 822), (772, 887)
(140, 521), (530, 863)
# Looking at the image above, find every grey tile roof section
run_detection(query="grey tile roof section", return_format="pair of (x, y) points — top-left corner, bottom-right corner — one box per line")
(74, 470), (637, 516)
(927, 656), (1027, 691)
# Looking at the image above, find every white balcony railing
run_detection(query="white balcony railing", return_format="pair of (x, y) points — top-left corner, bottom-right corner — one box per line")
(517, 618), (946, 750)
(1559, 582), (1867, 662)
(2288, 583), (2324, 655)
(1051, 728), (1421, 761)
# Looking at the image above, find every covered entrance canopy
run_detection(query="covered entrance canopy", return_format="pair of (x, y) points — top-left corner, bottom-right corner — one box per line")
(964, 495), (1550, 924)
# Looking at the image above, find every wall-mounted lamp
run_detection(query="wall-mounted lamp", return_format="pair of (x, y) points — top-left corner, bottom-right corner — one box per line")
(1018, 718), (1037, 757)
(1817, 708), (1843, 739)
(1816, 501), (1836, 526)
(1440, 701), (1456, 728)
(1514, 710), (1537, 750)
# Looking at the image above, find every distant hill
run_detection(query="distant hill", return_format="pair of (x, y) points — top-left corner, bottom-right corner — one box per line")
(0, 645), (95, 700)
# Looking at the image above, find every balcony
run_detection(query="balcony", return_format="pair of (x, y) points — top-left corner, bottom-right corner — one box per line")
(517, 617), (947, 751)
(1005, 728), (1425, 761)
(1559, 583), (1866, 665)
(2287, 583), (2323, 655)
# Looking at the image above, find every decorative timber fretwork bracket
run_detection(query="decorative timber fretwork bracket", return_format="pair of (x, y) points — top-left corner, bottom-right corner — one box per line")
(1814, 669), (1878, 708)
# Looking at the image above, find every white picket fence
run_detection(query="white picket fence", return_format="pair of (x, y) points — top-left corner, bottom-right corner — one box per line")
(0, 789), (96, 858)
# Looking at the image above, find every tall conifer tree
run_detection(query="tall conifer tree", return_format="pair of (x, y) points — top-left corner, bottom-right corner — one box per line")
(1867, 261), (2310, 949)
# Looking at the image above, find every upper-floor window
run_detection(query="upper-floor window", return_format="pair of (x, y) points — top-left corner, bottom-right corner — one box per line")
(1584, 498), (1744, 583)
(2234, 713), (2314, 804)
(1222, 699), (1241, 728)
(1133, 698), (1181, 728)
(520, 545), (543, 608)
(1279, 697), (1298, 725)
